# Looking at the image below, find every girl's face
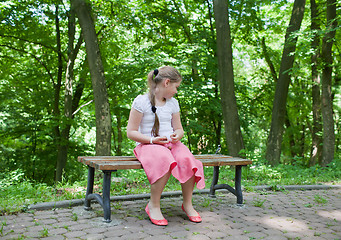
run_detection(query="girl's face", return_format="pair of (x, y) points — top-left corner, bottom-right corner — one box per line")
(163, 79), (181, 99)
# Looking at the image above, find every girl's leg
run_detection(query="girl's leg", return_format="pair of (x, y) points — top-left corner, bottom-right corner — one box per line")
(181, 175), (198, 216)
(148, 171), (171, 220)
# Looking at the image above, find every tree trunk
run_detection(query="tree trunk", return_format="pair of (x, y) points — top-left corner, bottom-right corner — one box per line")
(116, 113), (122, 156)
(213, 0), (244, 157)
(73, 0), (112, 156)
(53, 4), (62, 145)
(55, 6), (84, 182)
(112, 105), (123, 156)
(265, 0), (306, 165)
(310, 0), (323, 166)
(207, 0), (222, 150)
(261, 37), (278, 82)
(54, 4), (63, 181)
(321, 0), (337, 166)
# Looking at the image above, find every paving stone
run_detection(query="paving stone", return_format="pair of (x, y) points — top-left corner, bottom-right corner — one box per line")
(186, 233), (211, 240)
(83, 233), (106, 240)
(84, 226), (108, 234)
(262, 235), (288, 240)
(145, 235), (174, 240)
(103, 229), (132, 238)
(12, 220), (36, 228)
(66, 223), (91, 231)
(328, 224), (341, 232)
(205, 230), (227, 239)
(262, 228), (286, 236)
(54, 220), (78, 227)
(48, 227), (68, 235)
(169, 229), (196, 238)
(320, 233), (341, 239)
(41, 236), (65, 240)
(126, 231), (152, 239)
(223, 228), (244, 236)
(25, 230), (44, 238)
(300, 237), (327, 240)
(39, 218), (58, 225)
(1, 234), (27, 240)
(245, 231), (268, 239)
(243, 225), (265, 233)
(63, 230), (87, 238)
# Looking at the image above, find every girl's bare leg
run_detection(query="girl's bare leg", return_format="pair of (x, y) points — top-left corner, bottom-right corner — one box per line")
(181, 175), (198, 216)
(148, 171), (171, 220)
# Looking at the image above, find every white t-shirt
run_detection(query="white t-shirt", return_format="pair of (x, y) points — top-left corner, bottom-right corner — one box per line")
(132, 94), (180, 140)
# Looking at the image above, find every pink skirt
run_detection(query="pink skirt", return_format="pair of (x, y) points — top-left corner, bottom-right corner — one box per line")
(133, 142), (205, 189)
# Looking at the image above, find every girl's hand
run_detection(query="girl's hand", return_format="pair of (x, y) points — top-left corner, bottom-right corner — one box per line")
(170, 133), (181, 143)
(152, 136), (169, 145)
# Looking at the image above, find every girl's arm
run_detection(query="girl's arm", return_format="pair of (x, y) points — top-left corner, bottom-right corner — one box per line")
(170, 112), (184, 143)
(127, 108), (168, 144)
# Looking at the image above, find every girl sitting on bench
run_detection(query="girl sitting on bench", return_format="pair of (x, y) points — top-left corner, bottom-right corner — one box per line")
(127, 66), (205, 226)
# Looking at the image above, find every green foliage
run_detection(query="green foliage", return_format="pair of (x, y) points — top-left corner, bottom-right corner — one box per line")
(242, 159), (341, 186)
(0, 169), (86, 215)
(0, 0), (340, 186)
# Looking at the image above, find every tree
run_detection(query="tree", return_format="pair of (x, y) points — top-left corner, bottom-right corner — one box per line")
(266, 0), (306, 165)
(310, 0), (322, 166)
(55, 4), (85, 182)
(213, 0), (244, 156)
(72, 0), (112, 156)
(321, 0), (337, 166)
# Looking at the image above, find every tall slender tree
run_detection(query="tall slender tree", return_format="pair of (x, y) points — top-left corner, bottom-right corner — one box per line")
(72, 0), (112, 156)
(55, 5), (84, 182)
(213, 0), (244, 156)
(266, 0), (306, 165)
(321, 0), (337, 166)
(310, 0), (322, 166)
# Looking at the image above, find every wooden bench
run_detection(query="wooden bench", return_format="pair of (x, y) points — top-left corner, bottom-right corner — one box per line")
(78, 154), (252, 222)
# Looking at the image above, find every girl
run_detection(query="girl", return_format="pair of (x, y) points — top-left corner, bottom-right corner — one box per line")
(127, 66), (205, 226)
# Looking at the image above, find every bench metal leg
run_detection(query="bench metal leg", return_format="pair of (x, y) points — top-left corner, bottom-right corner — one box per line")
(84, 166), (95, 210)
(103, 171), (112, 223)
(209, 165), (245, 204)
(209, 166), (219, 197)
(235, 165), (243, 204)
(83, 166), (114, 223)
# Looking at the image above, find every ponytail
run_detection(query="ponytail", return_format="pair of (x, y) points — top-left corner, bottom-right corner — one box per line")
(148, 69), (160, 137)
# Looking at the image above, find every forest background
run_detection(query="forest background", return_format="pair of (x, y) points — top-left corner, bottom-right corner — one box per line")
(0, 0), (340, 213)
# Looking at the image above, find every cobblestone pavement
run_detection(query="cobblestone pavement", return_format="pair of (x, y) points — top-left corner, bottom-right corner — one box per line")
(1, 188), (340, 240)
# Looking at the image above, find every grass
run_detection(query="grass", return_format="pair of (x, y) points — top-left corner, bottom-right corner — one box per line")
(0, 159), (340, 216)
(314, 194), (328, 204)
(252, 197), (266, 207)
(39, 227), (49, 238)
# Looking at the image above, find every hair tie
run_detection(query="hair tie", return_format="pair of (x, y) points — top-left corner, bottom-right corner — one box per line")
(151, 106), (157, 113)
(154, 69), (159, 76)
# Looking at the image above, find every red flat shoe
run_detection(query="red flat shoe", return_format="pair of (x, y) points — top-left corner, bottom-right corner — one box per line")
(181, 204), (202, 223)
(145, 204), (168, 226)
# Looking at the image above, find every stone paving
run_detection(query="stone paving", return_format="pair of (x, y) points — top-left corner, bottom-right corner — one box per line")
(1, 188), (340, 240)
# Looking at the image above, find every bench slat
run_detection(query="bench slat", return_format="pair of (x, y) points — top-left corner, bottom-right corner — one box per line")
(78, 155), (252, 171)
(78, 156), (138, 165)
(94, 161), (143, 170)
(201, 158), (252, 167)
(78, 154), (233, 164)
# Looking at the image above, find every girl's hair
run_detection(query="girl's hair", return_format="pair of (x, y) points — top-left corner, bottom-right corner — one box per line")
(147, 66), (182, 137)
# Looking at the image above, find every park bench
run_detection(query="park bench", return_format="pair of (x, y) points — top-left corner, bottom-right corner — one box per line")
(78, 154), (252, 222)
